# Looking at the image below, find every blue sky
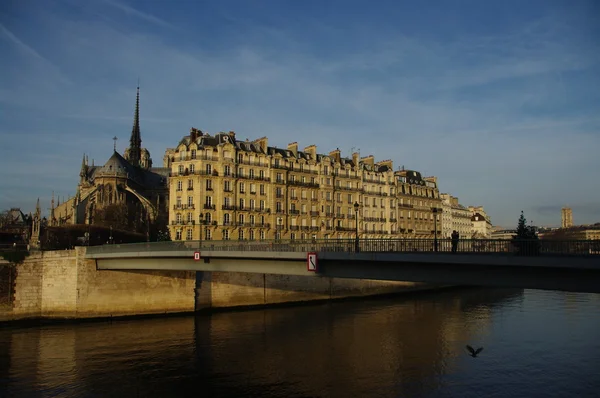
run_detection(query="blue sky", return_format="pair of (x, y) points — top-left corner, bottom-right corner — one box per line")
(1, 0), (599, 228)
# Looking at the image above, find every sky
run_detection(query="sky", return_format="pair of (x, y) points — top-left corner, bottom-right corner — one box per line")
(0, 0), (599, 228)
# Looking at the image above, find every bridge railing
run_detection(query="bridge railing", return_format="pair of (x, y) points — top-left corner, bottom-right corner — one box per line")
(85, 238), (600, 257)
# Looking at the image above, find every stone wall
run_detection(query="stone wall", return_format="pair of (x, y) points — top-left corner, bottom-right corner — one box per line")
(1, 248), (441, 322)
(207, 271), (432, 308)
(0, 248), (196, 321)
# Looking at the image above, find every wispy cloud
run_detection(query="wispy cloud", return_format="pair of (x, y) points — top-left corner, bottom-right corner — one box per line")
(99, 0), (175, 29)
(0, 22), (46, 61)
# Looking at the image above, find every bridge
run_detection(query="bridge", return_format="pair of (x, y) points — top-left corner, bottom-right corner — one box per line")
(86, 238), (600, 294)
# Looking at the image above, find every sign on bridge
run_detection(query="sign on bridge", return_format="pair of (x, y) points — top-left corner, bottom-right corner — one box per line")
(307, 252), (318, 272)
(194, 252), (201, 261)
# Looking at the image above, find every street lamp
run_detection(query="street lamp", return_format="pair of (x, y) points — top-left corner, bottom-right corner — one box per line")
(432, 207), (439, 252)
(354, 202), (360, 253)
(277, 217), (282, 240)
(199, 213), (204, 248)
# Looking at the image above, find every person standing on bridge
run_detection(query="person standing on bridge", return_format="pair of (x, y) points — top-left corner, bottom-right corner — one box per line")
(451, 230), (459, 253)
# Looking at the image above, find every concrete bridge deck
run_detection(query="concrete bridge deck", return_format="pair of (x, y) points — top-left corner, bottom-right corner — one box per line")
(85, 239), (600, 293)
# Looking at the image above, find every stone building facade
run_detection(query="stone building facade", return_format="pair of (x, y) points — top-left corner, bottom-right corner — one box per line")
(440, 194), (471, 239)
(168, 129), (442, 241)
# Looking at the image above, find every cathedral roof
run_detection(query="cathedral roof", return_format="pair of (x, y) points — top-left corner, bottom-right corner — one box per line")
(97, 151), (140, 178)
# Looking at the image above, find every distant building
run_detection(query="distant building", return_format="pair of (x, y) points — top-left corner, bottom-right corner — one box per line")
(561, 207), (573, 228)
(491, 229), (516, 240)
(469, 206), (492, 238)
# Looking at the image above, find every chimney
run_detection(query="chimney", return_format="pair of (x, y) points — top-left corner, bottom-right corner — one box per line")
(287, 142), (298, 157)
(361, 155), (375, 167)
(352, 152), (360, 167)
(329, 148), (341, 163)
(253, 137), (269, 153)
(304, 144), (317, 160)
(377, 159), (393, 170)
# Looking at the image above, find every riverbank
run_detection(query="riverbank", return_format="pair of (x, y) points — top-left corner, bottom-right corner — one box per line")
(1, 247), (455, 323)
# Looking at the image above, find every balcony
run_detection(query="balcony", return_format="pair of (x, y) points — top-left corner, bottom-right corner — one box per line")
(289, 209), (300, 215)
(335, 226), (355, 232)
(287, 180), (320, 188)
(310, 211), (319, 216)
(203, 204), (216, 210)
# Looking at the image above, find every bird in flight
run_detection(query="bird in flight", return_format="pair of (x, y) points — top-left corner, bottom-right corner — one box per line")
(466, 345), (484, 358)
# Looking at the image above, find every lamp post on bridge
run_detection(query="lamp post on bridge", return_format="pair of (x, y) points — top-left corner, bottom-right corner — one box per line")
(199, 213), (204, 248)
(432, 207), (439, 252)
(354, 202), (360, 253)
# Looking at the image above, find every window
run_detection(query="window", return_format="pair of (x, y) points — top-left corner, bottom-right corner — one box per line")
(239, 182), (245, 193)
(177, 181), (183, 191)
(260, 184), (265, 195)
(276, 202), (282, 212)
(205, 196), (212, 207)
(223, 230), (230, 240)
(191, 149), (196, 159)
(239, 230), (244, 240)
(188, 179), (193, 190)
(259, 169), (265, 179)
(188, 196), (193, 206)
(239, 198), (244, 210)
(249, 230), (255, 240)
(176, 230), (182, 240)
(224, 181), (231, 191)
(249, 169), (255, 178)
(324, 166), (329, 174)
(250, 199), (255, 210)
(239, 214), (244, 224)
(187, 213), (193, 222)
(276, 173), (283, 183)
(186, 229), (193, 240)
(205, 229), (211, 240)
(178, 165), (184, 174)
(260, 230), (265, 240)
(206, 179), (212, 190)
(224, 165), (231, 176)
(224, 213), (230, 225)
(260, 200), (265, 210)
(189, 164), (195, 173)
(206, 164), (212, 175)
(238, 153), (243, 163)
(176, 197), (182, 207)
(180, 150), (186, 160)
(176, 213), (182, 223)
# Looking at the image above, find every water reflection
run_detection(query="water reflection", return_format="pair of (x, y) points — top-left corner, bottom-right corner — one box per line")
(2, 288), (599, 398)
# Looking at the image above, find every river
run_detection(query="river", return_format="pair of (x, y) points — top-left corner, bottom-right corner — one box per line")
(1, 288), (599, 397)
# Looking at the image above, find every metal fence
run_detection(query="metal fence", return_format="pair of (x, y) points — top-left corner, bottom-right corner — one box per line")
(85, 238), (600, 257)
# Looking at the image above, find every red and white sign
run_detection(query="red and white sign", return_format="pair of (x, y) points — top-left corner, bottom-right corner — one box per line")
(194, 251), (201, 261)
(307, 252), (318, 272)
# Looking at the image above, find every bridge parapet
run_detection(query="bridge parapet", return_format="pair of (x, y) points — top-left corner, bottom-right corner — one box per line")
(85, 238), (600, 258)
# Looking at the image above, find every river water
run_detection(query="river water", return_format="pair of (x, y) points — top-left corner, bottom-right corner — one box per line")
(1, 288), (599, 398)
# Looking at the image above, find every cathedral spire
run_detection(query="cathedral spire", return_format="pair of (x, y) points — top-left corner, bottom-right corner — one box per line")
(128, 85), (142, 167)
(80, 153), (87, 179)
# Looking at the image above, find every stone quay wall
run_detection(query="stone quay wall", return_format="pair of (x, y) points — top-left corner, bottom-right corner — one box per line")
(1, 247), (440, 322)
